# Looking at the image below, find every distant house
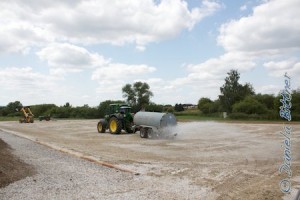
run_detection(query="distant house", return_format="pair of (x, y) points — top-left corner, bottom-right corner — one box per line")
(182, 104), (197, 109)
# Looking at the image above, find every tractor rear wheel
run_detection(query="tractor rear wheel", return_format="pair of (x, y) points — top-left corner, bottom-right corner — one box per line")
(109, 117), (122, 134)
(97, 120), (106, 133)
(125, 122), (134, 133)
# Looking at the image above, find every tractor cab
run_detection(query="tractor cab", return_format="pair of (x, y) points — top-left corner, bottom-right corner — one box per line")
(107, 104), (131, 114)
(119, 105), (131, 115)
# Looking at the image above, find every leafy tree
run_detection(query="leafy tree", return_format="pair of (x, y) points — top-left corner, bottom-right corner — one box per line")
(0, 106), (7, 116)
(6, 101), (23, 113)
(232, 96), (268, 114)
(3, 101), (23, 116)
(122, 82), (153, 110)
(198, 97), (213, 114)
(122, 84), (136, 106)
(219, 70), (255, 112)
(64, 102), (71, 108)
(291, 89), (300, 113)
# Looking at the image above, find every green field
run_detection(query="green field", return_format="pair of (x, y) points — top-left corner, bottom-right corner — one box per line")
(0, 117), (19, 121)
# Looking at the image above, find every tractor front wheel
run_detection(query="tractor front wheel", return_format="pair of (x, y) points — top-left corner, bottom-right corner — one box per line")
(97, 120), (107, 133)
(108, 117), (122, 134)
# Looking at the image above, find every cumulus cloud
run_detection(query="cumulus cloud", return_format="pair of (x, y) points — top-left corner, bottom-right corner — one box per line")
(37, 43), (108, 72)
(177, 0), (300, 98)
(0, 0), (221, 53)
(264, 59), (300, 79)
(0, 67), (67, 104)
(216, 0), (300, 82)
(0, 21), (53, 54)
(169, 51), (256, 98)
(218, 0), (300, 53)
(0, 67), (56, 89)
(255, 84), (281, 95)
(37, 43), (156, 77)
(92, 64), (156, 82)
(92, 63), (156, 99)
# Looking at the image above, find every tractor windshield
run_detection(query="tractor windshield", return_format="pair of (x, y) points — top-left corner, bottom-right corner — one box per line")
(120, 106), (131, 114)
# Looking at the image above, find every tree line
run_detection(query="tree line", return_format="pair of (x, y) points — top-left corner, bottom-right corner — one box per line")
(0, 81), (168, 119)
(197, 70), (300, 120)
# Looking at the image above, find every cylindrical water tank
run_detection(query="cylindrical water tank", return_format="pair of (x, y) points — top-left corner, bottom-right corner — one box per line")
(133, 111), (177, 129)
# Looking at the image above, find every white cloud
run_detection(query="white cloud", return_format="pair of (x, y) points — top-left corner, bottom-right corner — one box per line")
(187, 52), (256, 75)
(264, 59), (300, 80)
(37, 43), (108, 72)
(37, 42), (156, 78)
(255, 84), (281, 95)
(169, 51), (256, 97)
(92, 64), (156, 83)
(218, 0), (300, 53)
(0, 67), (57, 90)
(0, 21), (53, 54)
(0, 0), (221, 53)
(0, 67), (68, 105)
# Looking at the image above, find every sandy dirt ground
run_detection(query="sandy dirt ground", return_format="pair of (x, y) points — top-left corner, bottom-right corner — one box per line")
(0, 120), (300, 199)
(0, 138), (35, 188)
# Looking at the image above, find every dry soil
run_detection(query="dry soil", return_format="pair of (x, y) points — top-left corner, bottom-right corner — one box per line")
(0, 120), (299, 199)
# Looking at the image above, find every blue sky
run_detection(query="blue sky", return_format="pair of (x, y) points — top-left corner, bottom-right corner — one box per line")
(0, 0), (299, 106)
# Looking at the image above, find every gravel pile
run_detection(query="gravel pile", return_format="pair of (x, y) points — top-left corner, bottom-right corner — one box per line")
(0, 131), (205, 200)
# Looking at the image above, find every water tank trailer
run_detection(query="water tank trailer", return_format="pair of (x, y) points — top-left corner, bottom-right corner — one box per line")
(133, 111), (177, 138)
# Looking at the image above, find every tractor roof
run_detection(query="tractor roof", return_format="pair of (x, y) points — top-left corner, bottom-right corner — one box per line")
(120, 106), (131, 109)
(109, 103), (130, 107)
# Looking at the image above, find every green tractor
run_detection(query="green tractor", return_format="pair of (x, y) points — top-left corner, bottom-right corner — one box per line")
(97, 104), (134, 134)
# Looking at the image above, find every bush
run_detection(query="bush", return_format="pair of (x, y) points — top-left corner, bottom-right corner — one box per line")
(30, 104), (57, 117)
(228, 112), (249, 120)
(232, 96), (268, 114)
(145, 103), (164, 112)
(166, 107), (174, 113)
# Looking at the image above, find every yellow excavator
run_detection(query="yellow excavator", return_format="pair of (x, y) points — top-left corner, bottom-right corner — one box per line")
(18, 107), (34, 123)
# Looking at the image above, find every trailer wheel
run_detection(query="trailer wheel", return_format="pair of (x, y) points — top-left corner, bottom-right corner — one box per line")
(147, 128), (153, 139)
(140, 128), (148, 138)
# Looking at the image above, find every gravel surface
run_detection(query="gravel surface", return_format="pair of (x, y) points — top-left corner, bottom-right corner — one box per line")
(0, 131), (207, 200)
